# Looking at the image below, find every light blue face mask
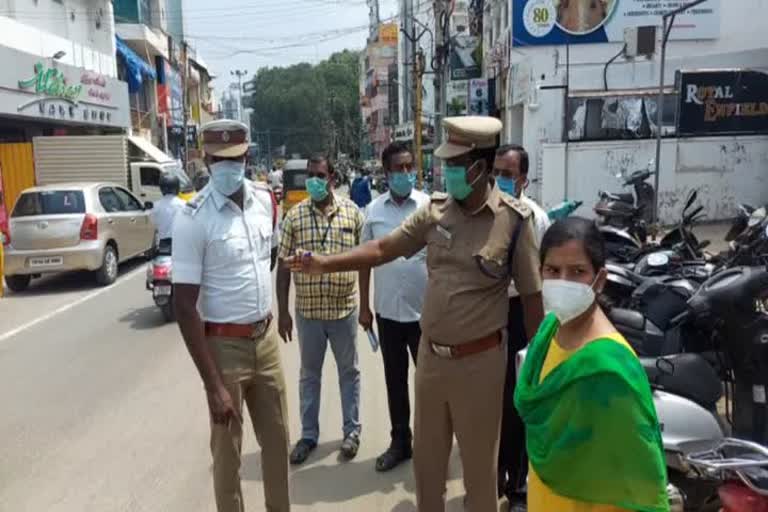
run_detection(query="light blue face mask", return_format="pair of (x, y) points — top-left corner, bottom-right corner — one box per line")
(210, 160), (245, 196)
(496, 176), (517, 196)
(444, 161), (481, 201)
(306, 177), (329, 202)
(388, 171), (415, 198)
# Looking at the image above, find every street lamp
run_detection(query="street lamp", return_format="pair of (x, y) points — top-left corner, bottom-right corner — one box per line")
(653, 0), (708, 224)
(230, 69), (248, 122)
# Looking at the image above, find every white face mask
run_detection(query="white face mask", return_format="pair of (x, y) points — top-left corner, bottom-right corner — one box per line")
(542, 278), (597, 325)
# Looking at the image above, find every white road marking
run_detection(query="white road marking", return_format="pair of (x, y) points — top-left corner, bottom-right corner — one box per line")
(0, 265), (147, 344)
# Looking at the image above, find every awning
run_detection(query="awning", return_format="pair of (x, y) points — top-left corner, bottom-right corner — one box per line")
(128, 136), (173, 163)
(115, 35), (157, 94)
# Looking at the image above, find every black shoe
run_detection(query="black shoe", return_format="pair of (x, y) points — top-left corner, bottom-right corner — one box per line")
(289, 439), (317, 465)
(375, 443), (412, 472)
(340, 432), (361, 460)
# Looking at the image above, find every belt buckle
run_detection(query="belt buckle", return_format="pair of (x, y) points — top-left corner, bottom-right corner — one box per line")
(431, 342), (454, 359)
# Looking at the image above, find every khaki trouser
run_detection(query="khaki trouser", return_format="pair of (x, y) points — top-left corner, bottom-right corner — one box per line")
(209, 325), (291, 512)
(413, 335), (507, 512)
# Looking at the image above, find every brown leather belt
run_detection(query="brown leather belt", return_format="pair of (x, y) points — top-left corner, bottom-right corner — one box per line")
(430, 331), (501, 359)
(205, 314), (272, 339)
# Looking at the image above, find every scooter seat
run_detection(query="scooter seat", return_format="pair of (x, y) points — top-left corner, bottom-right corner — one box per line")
(640, 353), (722, 409)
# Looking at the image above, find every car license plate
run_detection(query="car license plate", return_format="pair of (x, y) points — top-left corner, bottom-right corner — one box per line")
(29, 256), (63, 267)
(153, 285), (172, 296)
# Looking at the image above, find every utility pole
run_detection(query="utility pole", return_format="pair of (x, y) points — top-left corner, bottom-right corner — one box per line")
(181, 41), (189, 174)
(414, 50), (424, 188)
(653, 0), (708, 224)
(433, 0), (451, 190)
(230, 69), (248, 122)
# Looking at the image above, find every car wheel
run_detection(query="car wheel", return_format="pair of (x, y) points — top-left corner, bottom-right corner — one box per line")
(5, 274), (31, 292)
(95, 244), (119, 286)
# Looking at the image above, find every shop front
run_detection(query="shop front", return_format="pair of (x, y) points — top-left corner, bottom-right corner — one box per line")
(0, 45), (131, 141)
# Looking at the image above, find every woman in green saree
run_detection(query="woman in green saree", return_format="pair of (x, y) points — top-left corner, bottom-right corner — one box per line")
(514, 217), (669, 512)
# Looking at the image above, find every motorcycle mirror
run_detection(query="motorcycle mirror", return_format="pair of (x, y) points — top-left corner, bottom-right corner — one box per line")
(683, 190), (698, 212)
(656, 358), (675, 377)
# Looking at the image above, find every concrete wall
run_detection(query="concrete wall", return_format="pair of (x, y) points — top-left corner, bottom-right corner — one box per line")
(0, 0), (116, 76)
(540, 135), (768, 224)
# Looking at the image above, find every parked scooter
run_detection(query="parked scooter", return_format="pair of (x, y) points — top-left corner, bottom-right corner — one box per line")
(547, 199), (583, 221)
(146, 239), (174, 322)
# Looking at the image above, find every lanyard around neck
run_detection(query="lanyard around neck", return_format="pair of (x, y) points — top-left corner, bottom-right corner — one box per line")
(311, 207), (336, 250)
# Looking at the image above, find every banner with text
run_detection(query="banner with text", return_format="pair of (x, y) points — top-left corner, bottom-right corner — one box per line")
(512, 0), (720, 47)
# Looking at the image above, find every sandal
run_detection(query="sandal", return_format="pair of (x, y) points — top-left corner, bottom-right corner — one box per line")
(340, 432), (361, 460)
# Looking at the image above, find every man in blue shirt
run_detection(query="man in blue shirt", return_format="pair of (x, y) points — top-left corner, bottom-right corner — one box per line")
(359, 142), (429, 471)
(350, 168), (372, 208)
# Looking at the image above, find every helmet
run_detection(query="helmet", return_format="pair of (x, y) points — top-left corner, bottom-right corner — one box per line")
(159, 173), (181, 196)
(193, 170), (210, 191)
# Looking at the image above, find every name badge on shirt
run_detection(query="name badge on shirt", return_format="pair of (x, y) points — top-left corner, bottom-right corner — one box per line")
(436, 224), (452, 241)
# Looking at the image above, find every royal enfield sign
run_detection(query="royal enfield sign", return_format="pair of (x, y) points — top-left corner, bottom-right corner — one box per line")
(0, 46), (129, 129)
(513, 0), (720, 47)
(677, 70), (768, 137)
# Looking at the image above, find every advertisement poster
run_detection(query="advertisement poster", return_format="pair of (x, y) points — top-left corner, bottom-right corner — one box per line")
(677, 70), (768, 137)
(468, 78), (490, 116)
(447, 80), (469, 116)
(512, 0), (720, 47)
(450, 35), (482, 80)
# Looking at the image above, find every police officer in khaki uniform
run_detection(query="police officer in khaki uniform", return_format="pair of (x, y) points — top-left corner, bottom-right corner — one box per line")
(173, 120), (290, 512)
(285, 116), (544, 511)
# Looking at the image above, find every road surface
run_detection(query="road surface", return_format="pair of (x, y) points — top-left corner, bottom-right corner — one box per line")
(0, 263), (470, 512)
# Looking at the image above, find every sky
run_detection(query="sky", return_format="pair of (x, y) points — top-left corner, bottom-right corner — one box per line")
(183, 0), (399, 92)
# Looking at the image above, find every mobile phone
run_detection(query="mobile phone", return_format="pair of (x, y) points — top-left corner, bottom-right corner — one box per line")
(366, 329), (379, 352)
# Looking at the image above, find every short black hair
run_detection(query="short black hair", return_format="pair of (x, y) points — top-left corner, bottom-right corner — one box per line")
(381, 142), (411, 171)
(468, 146), (497, 170)
(540, 216), (606, 271)
(496, 144), (529, 175)
(308, 154), (334, 174)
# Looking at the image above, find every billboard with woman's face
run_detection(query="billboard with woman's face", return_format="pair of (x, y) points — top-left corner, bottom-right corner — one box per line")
(512, 0), (719, 46)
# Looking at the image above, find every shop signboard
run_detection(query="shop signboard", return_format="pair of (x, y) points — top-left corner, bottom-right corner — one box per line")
(512, 0), (719, 47)
(447, 80), (469, 116)
(677, 69), (768, 137)
(468, 78), (490, 116)
(0, 46), (130, 128)
(156, 58), (184, 127)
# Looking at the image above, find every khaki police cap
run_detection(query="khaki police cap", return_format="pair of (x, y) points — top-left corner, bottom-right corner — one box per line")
(434, 116), (503, 159)
(201, 119), (249, 158)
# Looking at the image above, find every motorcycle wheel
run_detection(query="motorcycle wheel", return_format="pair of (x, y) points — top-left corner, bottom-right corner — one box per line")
(160, 303), (175, 323)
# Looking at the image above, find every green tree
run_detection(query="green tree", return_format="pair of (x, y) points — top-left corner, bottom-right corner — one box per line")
(246, 50), (362, 160)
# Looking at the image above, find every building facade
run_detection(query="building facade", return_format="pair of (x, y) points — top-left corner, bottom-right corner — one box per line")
(0, 0), (131, 141)
(361, 23), (398, 163)
(484, 0), (767, 222)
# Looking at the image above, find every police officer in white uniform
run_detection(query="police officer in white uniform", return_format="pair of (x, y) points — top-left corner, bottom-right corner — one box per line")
(173, 120), (290, 512)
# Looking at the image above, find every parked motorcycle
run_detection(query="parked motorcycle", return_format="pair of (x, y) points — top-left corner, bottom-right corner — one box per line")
(686, 438), (768, 512)
(146, 239), (174, 322)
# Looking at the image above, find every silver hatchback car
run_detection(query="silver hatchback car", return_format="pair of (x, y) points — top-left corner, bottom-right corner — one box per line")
(3, 183), (155, 292)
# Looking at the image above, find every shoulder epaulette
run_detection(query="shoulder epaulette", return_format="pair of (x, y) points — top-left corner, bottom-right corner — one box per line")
(182, 188), (210, 216)
(499, 193), (531, 219)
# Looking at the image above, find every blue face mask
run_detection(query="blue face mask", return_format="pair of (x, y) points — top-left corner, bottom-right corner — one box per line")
(210, 160), (245, 196)
(496, 176), (517, 196)
(388, 171), (415, 198)
(306, 177), (329, 202)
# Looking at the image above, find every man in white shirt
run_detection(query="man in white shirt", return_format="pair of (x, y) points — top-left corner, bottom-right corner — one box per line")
(149, 173), (185, 249)
(359, 141), (430, 472)
(172, 120), (289, 512)
(493, 144), (550, 506)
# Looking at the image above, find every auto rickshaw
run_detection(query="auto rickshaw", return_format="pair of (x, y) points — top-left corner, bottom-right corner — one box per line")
(281, 159), (309, 214)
